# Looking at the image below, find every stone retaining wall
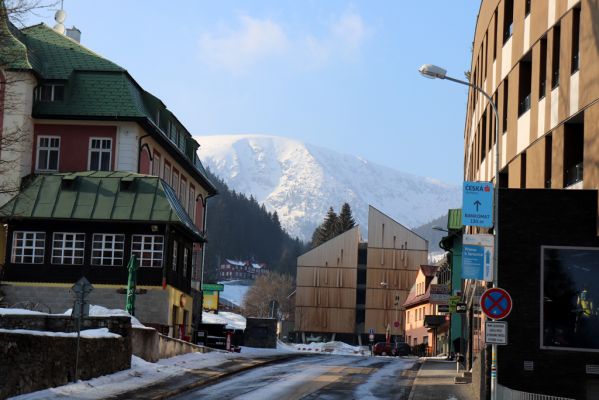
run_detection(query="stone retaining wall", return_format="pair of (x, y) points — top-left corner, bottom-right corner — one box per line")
(0, 314), (131, 398)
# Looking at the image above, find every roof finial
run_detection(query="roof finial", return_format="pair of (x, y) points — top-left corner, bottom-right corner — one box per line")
(53, 0), (66, 34)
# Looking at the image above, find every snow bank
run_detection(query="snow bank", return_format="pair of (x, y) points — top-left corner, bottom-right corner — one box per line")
(291, 341), (367, 356)
(63, 305), (150, 329)
(202, 311), (246, 330)
(0, 327), (121, 339)
(0, 308), (47, 316)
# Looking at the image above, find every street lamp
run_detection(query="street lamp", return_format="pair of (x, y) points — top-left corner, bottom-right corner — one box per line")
(419, 63), (501, 400)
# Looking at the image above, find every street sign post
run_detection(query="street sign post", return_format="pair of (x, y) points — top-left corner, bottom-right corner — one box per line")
(485, 321), (508, 345)
(480, 288), (512, 320)
(462, 181), (494, 227)
(71, 277), (94, 383)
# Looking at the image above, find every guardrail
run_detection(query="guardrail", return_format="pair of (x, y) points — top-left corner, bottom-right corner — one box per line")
(497, 385), (574, 400)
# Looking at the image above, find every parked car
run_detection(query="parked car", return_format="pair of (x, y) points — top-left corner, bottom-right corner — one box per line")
(373, 341), (411, 356)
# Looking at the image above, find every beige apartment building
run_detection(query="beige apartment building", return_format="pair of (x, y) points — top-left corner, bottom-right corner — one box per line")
(295, 206), (428, 344)
(465, 0), (598, 196)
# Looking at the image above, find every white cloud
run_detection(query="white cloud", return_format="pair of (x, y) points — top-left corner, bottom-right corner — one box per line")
(331, 10), (367, 51)
(198, 10), (369, 73)
(199, 15), (288, 74)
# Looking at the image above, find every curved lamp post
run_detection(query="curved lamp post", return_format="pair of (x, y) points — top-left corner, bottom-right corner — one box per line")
(419, 64), (500, 400)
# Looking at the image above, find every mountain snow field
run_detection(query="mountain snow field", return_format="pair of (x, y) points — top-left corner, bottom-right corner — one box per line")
(196, 134), (461, 241)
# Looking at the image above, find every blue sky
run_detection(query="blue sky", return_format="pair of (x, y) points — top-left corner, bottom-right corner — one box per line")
(30, 1), (480, 185)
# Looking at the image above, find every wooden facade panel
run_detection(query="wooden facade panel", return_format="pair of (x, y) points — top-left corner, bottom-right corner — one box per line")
(365, 288), (410, 310)
(366, 248), (427, 272)
(526, 138), (546, 188)
(296, 266), (316, 287)
(365, 269), (418, 291)
(295, 307), (355, 334)
(364, 309), (402, 335)
(317, 268), (357, 289)
(367, 207), (428, 251)
(551, 124), (565, 188)
(580, 0), (599, 108)
(297, 226), (359, 268)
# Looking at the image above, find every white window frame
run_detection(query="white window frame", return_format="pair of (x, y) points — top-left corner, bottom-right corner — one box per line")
(52, 232), (85, 265)
(12, 231), (45, 264)
(91, 233), (125, 266)
(132, 234), (164, 268)
(88, 138), (112, 171)
(36, 84), (65, 102)
(172, 240), (178, 271)
(36, 136), (60, 172)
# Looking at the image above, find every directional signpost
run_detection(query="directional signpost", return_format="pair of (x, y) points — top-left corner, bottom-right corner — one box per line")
(71, 277), (94, 382)
(462, 181), (494, 228)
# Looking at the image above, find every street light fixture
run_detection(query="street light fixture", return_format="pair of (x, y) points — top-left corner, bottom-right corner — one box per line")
(419, 63), (501, 400)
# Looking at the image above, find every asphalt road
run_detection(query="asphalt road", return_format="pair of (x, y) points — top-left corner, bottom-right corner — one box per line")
(171, 354), (420, 400)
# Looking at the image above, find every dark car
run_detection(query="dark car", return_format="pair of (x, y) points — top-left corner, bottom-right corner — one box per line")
(373, 341), (411, 356)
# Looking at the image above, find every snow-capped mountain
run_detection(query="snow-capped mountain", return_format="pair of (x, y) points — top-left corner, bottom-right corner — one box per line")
(196, 134), (461, 242)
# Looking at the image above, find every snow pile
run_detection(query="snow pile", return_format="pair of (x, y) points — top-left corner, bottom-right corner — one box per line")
(0, 327), (120, 338)
(202, 311), (246, 330)
(0, 308), (48, 316)
(292, 341), (367, 356)
(63, 305), (151, 329)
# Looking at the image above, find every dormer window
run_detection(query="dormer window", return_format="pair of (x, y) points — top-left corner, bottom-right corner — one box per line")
(35, 84), (64, 102)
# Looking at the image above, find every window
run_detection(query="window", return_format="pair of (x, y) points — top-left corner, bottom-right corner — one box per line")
(539, 38), (547, 99)
(518, 56), (532, 115)
(172, 171), (179, 196)
(52, 233), (85, 265)
(153, 153), (161, 177)
(545, 134), (552, 188)
(91, 234), (124, 266)
(502, 79), (509, 133)
(188, 186), (196, 221)
(493, 9), (498, 60)
(480, 112), (487, 161)
(164, 163), (171, 186)
(571, 8), (580, 73)
(35, 84), (64, 102)
(36, 136), (60, 171)
(552, 26), (561, 88)
(172, 240), (178, 271)
(503, 0), (513, 43)
(183, 247), (189, 277)
(88, 138), (112, 171)
(178, 132), (186, 151)
(132, 235), (164, 267)
(525, 0), (531, 16)
(520, 152), (527, 188)
(180, 178), (187, 206)
(12, 231), (45, 264)
(563, 121), (584, 187)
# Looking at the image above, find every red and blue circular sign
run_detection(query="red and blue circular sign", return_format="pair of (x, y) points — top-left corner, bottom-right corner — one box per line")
(480, 288), (512, 320)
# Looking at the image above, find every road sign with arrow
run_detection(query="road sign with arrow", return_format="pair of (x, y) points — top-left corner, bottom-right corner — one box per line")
(462, 181), (494, 227)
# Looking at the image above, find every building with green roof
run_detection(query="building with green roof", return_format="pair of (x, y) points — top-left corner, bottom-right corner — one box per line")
(0, 4), (217, 337)
(0, 172), (202, 333)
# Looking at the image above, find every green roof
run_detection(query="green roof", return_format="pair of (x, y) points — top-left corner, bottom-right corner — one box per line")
(0, 10), (216, 194)
(0, 172), (205, 241)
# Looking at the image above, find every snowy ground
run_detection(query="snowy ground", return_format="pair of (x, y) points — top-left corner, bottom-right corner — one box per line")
(218, 280), (251, 306)
(9, 339), (375, 399)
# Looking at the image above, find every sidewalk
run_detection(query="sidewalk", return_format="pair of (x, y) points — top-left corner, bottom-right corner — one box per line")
(408, 359), (477, 400)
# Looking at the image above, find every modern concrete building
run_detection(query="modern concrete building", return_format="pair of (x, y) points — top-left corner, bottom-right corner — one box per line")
(459, 1), (599, 398)
(295, 206), (428, 344)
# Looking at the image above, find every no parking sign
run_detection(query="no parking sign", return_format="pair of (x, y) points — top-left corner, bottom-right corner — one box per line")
(480, 288), (512, 320)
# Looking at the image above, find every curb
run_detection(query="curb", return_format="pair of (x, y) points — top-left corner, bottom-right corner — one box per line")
(406, 360), (424, 400)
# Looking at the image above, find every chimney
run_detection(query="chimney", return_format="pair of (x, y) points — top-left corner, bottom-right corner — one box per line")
(66, 26), (81, 43)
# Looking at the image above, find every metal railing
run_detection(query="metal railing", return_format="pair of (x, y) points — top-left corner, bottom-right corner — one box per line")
(565, 162), (583, 187)
(497, 385), (574, 400)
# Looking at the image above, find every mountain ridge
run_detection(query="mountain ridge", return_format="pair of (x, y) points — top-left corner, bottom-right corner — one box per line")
(196, 134), (461, 242)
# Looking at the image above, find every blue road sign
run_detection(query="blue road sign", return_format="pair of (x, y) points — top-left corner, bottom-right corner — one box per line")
(462, 244), (485, 280)
(462, 181), (494, 227)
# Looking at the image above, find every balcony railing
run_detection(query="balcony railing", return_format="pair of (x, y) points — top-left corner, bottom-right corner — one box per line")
(565, 162), (583, 187)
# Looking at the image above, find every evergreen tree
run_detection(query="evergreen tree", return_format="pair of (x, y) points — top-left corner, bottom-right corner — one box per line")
(338, 202), (356, 232)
